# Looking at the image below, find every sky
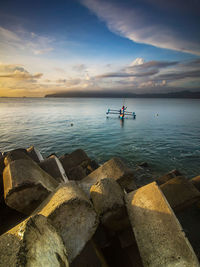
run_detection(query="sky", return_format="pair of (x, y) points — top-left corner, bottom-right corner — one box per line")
(0, 0), (200, 97)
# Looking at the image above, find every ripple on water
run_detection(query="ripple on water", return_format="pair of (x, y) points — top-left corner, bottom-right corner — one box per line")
(0, 97), (200, 178)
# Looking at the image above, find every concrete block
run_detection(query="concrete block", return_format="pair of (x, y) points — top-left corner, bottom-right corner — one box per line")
(3, 159), (58, 214)
(4, 148), (31, 166)
(79, 157), (136, 196)
(27, 145), (44, 163)
(160, 176), (200, 212)
(126, 182), (200, 267)
(176, 203), (200, 261)
(67, 165), (86, 181)
(59, 149), (90, 174)
(190, 175), (200, 191)
(90, 178), (128, 231)
(86, 159), (99, 174)
(0, 214), (69, 267)
(37, 182), (99, 263)
(156, 169), (182, 185)
(39, 155), (68, 183)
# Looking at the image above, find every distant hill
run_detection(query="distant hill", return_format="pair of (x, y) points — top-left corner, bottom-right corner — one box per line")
(45, 90), (200, 99)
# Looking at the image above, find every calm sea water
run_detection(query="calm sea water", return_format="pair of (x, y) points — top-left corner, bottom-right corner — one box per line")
(0, 97), (200, 178)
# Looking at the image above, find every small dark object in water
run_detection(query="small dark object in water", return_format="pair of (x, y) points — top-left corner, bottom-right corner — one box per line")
(139, 162), (149, 168)
(71, 123), (74, 127)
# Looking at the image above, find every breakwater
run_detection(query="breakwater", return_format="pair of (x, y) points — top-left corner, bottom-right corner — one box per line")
(0, 146), (200, 266)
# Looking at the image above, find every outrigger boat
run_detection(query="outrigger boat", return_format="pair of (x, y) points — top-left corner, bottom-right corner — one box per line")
(106, 105), (136, 119)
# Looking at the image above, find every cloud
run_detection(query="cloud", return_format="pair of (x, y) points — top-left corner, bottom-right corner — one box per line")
(154, 69), (200, 81)
(96, 69), (158, 78)
(0, 64), (43, 80)
(73, 64), (87, 72)
(55, 78), (81, 86)
(0, 26), (54, 56)
(80, 0), (200, 55)
(92, 57), (200, 92)
(130, 58), (144, 66)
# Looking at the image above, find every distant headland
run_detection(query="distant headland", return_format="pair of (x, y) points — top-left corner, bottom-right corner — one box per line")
(45, 90), (200, 99)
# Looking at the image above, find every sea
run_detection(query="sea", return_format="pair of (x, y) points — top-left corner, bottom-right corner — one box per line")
(0, 97), (200, 179)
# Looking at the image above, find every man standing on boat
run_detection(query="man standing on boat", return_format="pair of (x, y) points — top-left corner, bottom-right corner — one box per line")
(120, 105), (127, 118)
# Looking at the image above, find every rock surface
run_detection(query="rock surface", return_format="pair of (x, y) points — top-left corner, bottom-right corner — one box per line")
(156, 169), (182, 185)
(0, 214), (69, 267)
(39, 155), (68, 183)
(3, 159), (58, 214)
(160, 176), (200, 212)
(4, 149), (30, 166)
(79, 157), (136, 196)
(90, 178), (128, 230)
(59, 149), (90, 173)
(37, 182), (99, 263)
(126, 182), (199, 267)
(190, 175), (200, 191)
(27, 145), (44, 163)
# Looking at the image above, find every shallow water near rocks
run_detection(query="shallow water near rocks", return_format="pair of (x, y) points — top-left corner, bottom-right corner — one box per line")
(0, 97), (200, 179)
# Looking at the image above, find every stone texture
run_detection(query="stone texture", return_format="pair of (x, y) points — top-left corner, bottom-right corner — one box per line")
(59, 149), (90, 174)
(0, 214), (69, 267)
(4, 148), (31, 166)
(126, 182), (200, 267)
(37, 182), (99, 263)
(67, 165), (86, 181)
(79, 157), (136, 196)
(39, 155), (68, 183)
(160, 176), (200, 212)
(90, 178), (128, 231)
(176, 203), (200, 261)
(190, 175), (200, 191)
(156, 169), (182, 185)
(27, 145), (44, 163)
(3, 159), (58, 214)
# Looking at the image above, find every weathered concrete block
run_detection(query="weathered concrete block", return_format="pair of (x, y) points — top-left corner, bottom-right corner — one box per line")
(86, 159), (99, 174)
(190, 175), (200, 191)
(79, 157), (136, 196)
(4, 148), (31, 166)
(67, 165), (86, 181)
(0, 214), (69, 267)
(90, 178), (128, 231)
(156, 169), (182, 185)
(39, 155), (68, 183)
(37, 182), (99, 263)
(160, 176), (200, 212)
(27, 145), (44, 163)
(59, 149), (90, 174)
(3, 159), (58, 214)
(126, 182), (200, 267)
